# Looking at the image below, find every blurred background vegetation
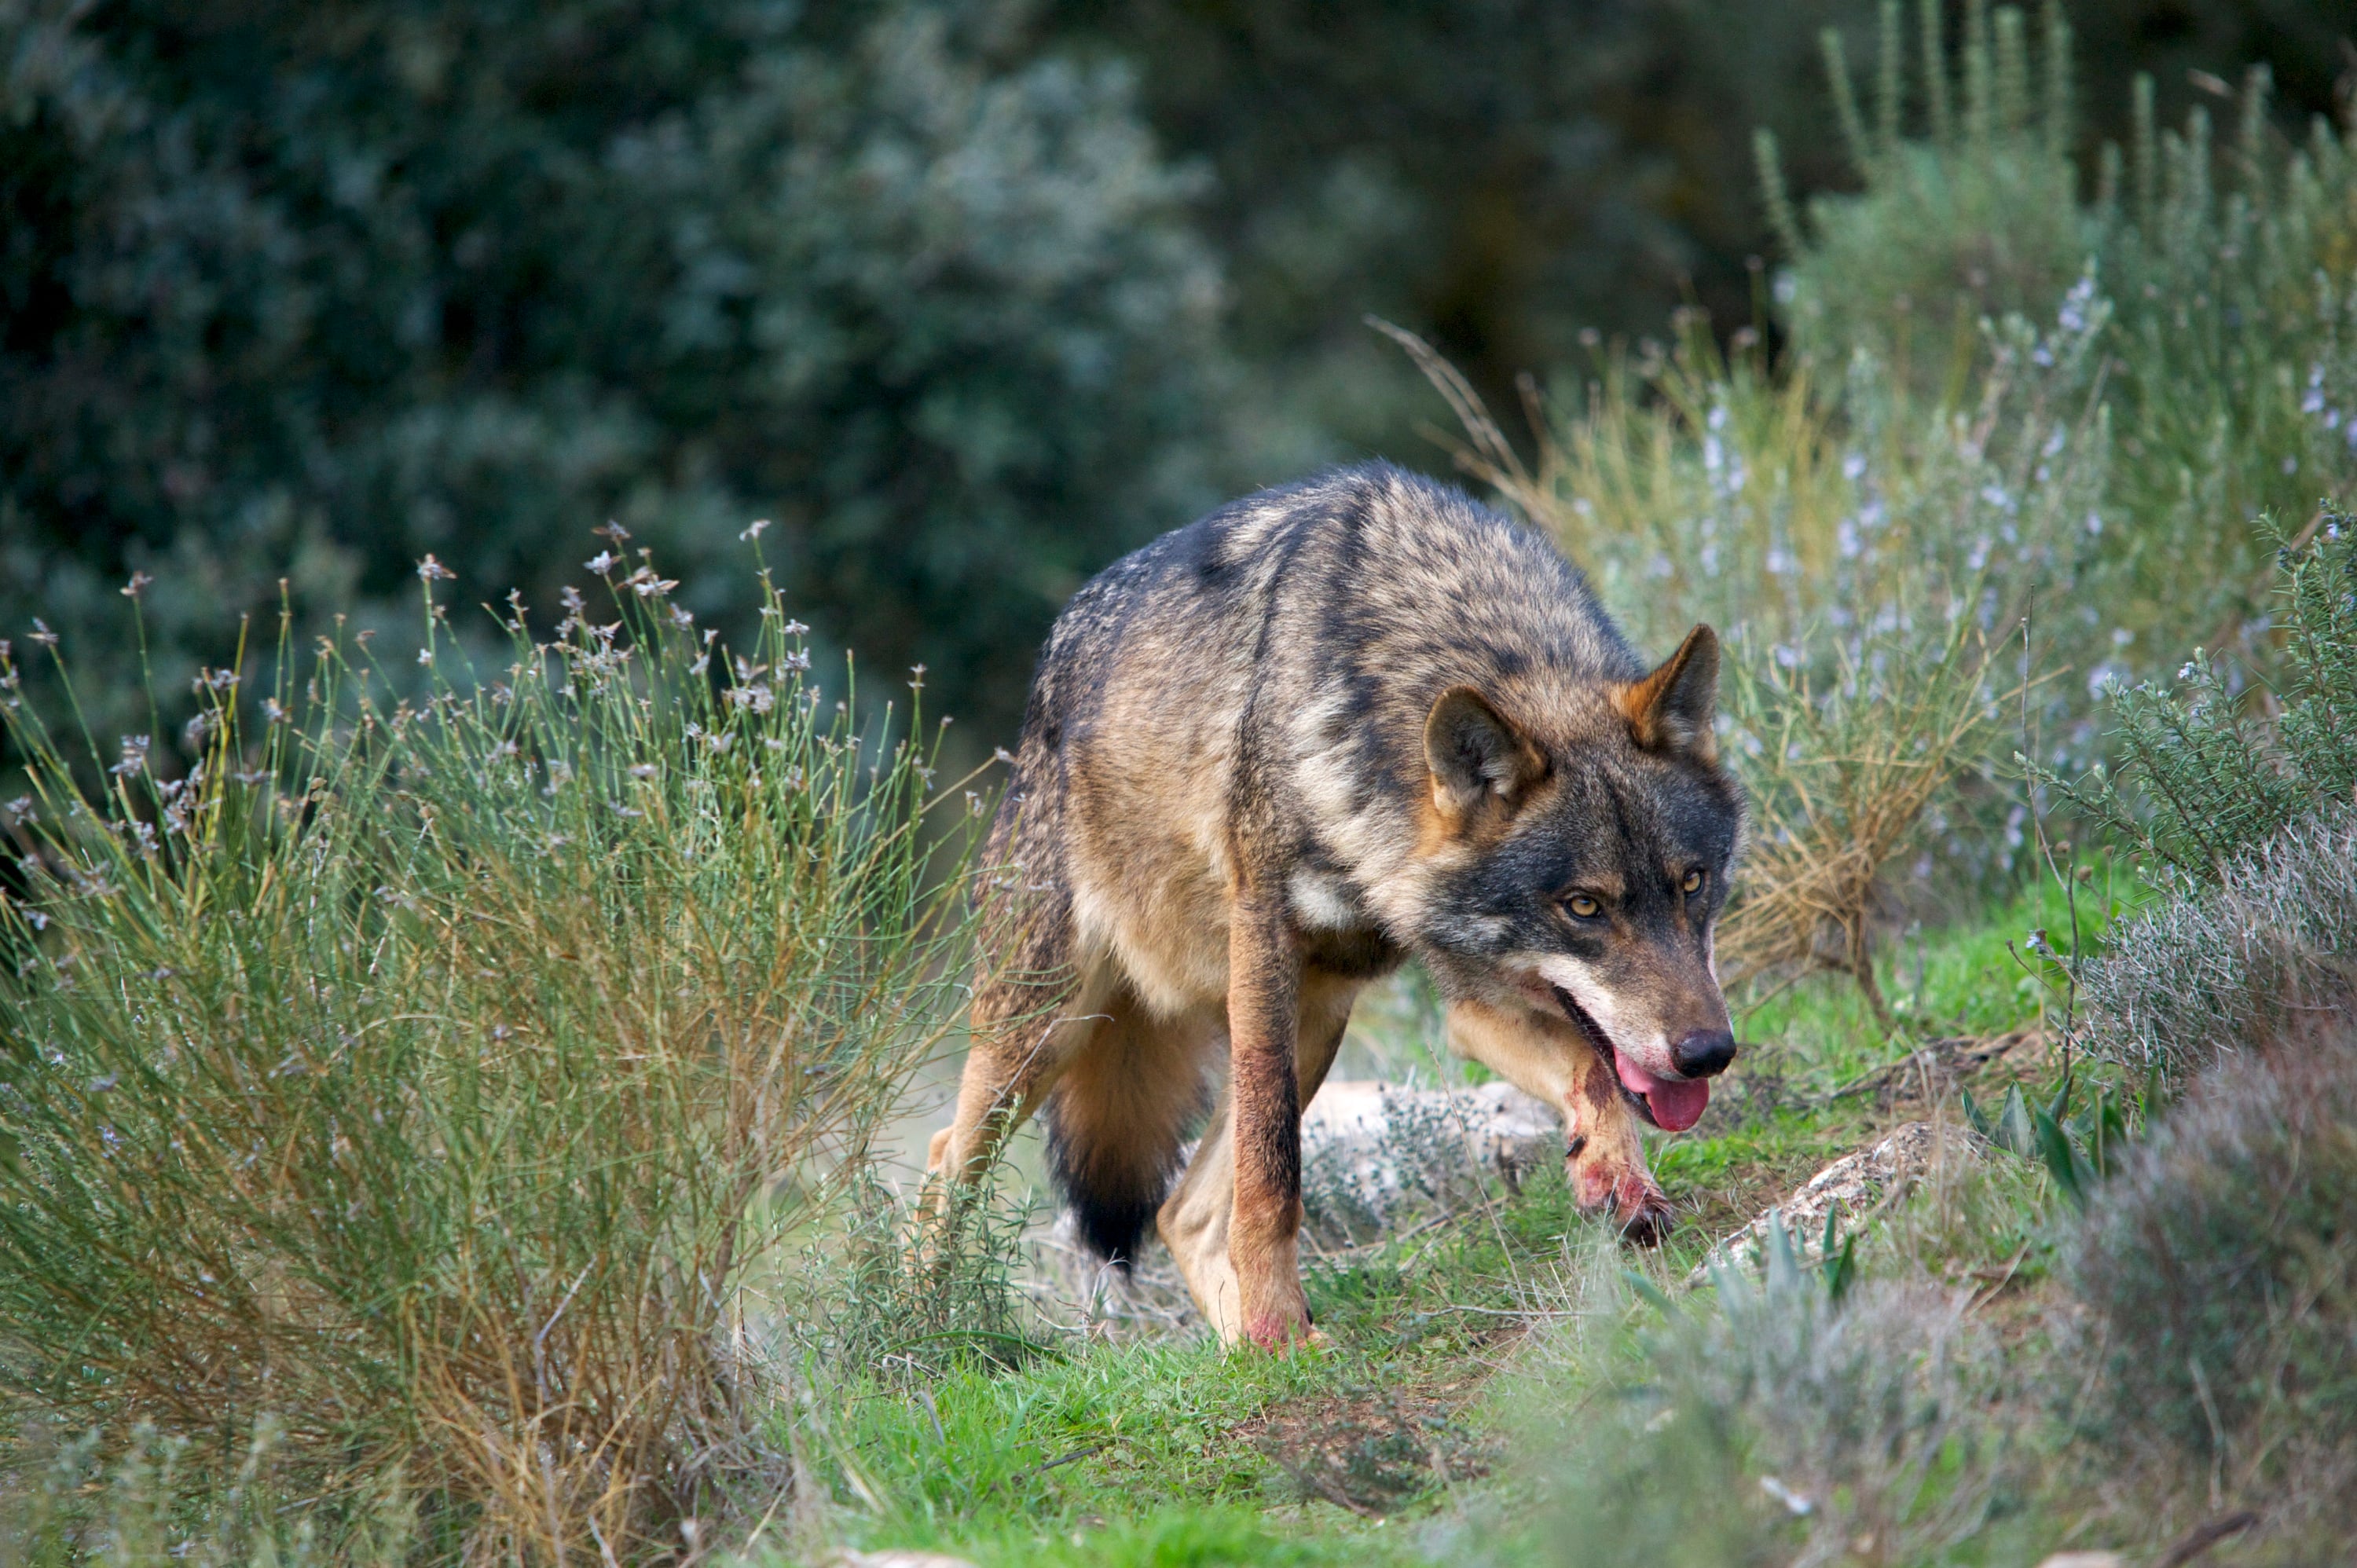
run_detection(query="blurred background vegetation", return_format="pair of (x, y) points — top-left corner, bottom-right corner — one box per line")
(5, 0), (2351, 746)
(10, 5), (2357, 1558)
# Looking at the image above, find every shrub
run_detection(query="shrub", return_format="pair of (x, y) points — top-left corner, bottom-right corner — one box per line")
(2097, 68), (2357, 642)
(1509, 1228), (2014, 1567)
(2049, 511), (2357, 884)
(1387, 304), (2108, 672)
(0, 1417), (418, 1567)
(1761, 1), (2088, 389)
(2077, 803), (2357, 1082)
(1766, 2), (2357, 658)
(2067, 1033), (2357, 1519)
(0, 550), (977, 1559)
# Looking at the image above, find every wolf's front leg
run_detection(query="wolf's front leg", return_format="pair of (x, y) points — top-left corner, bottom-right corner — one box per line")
(1221, 892), (1313, 1348)
(1446, 999), (1673, 1244)
(1162, 969), (1358, 1346)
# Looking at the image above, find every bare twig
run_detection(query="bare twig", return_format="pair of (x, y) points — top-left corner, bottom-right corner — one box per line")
(2154, 1509), (2260, 1568)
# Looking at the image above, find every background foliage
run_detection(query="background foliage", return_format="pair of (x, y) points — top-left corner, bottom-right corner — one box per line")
(0, 0), (1230, 743)
(4, 0), (2350, 745)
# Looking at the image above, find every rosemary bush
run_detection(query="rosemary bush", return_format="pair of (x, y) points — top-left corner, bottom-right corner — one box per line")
(2048, 510), (2357, 884)
(2077, 802), (2357, 1081)
(1763, 0), (2088, 390)
(0, 549), (978, 1560)
(2067, 1034), (2357, 1522)
(1767, 1), (2357, 654)
(1510, 1229), (2012, 1567)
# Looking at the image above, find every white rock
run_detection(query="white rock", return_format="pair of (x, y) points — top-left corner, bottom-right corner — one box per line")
(1027, 1078), (1565, 1327)
(1692, 1121), (1963, 1283)
(1305, 1079), (1557, 1162)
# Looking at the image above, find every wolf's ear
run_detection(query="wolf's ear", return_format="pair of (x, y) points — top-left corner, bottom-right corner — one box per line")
(1615, 624), (1720, 764)
(1425, 686), (1546, 819)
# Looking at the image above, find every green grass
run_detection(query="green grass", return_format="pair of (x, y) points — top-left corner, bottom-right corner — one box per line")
(801, 1163), (1605, 1564)
(812, 1345), (1383, 1563)
(1739, 871), (2132, 1061)
(772, 879), (2111, 1567)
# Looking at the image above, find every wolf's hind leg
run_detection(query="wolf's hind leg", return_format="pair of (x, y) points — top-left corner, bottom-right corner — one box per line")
(925, 958), (1107, 1204)
(1446, 1000), (1672, 1245)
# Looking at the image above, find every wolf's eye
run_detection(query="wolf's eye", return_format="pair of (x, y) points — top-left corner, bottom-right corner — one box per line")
(1681, 868), (1706, 896)
(1565, 893), (1601, 919)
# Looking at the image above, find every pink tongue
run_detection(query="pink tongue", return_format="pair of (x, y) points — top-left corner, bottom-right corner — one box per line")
(1615, 1056), (1710, 1133)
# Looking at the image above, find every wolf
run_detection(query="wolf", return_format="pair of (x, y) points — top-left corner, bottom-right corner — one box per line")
(924, 462), (1743, 1348)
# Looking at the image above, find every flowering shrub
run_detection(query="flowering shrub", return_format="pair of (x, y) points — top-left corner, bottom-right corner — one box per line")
(0, 541), (979, 1559)
(2044, 510), (2357, 884)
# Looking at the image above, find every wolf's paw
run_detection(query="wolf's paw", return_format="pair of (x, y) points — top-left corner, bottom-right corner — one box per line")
(1567, 1141), (1673, 1245)
(1612, 1182), (1674, 1247)
(1241, 1307), (1319, 1351)
(1244, 1318), (1329, 1354)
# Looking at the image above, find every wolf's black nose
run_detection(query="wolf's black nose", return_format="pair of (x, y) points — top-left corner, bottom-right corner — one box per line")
(1671, 1029), (1737, 1079)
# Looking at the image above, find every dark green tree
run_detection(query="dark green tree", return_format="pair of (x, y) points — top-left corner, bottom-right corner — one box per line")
(5, 0), (2346, 749)
(1, 0), (1230, 739)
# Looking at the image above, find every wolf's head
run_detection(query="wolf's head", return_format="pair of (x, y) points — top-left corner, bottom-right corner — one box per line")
(1406, 625), (1743, 1132)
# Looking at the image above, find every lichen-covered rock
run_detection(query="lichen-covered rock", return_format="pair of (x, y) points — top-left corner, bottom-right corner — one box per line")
(1298, 1079), (1561, 1245)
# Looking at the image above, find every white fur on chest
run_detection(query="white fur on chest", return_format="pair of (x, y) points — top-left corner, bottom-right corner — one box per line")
(1287, 866), (1367, 931)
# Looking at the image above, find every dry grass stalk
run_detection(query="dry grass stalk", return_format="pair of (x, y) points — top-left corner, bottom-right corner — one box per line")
(1716, 618), (2002, 1020)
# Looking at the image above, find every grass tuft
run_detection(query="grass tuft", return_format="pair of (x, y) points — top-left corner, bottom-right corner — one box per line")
(0, 555), (977, 1559)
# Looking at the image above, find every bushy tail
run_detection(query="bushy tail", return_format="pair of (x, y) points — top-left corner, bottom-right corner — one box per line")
(1043, 1009), (1208, 1269)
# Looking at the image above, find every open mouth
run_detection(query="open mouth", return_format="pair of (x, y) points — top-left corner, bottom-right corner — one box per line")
(1549, 984), (1711, 1133)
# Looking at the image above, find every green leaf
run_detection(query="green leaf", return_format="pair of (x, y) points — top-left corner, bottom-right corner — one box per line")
(1821, 1232), (1859, 1306)
(1960, 1084), (1996, 1142)
(2031, 1103), (2088, 1209)
(1622, 1270), (1674, 1314)
(1998, 1084), (2040, 1159)
(2044, 1071), (2076, 1125)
